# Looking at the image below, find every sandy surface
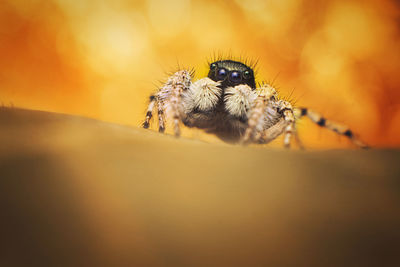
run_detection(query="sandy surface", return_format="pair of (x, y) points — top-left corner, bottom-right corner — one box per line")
(1, 107), (399, 266)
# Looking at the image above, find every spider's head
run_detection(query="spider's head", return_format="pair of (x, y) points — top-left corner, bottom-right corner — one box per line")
(208, 60), (256, 90)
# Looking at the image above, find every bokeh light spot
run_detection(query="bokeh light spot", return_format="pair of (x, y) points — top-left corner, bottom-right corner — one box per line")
(147, 0), (191, 38)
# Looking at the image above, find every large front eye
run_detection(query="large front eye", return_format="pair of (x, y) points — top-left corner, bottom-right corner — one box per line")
(230, 71), (242, 83)
(216, 68), (228, 80)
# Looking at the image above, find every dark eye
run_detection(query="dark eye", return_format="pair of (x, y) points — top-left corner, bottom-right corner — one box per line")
(230, 71), (242, 83)
(210, 63), (217, 70)
(217, 68), (228, 80)
(243, 70), (251, 79)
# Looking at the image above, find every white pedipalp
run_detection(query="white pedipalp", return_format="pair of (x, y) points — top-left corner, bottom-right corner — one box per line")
(224, 84), (257, 119)
(184, 78), (221, 113)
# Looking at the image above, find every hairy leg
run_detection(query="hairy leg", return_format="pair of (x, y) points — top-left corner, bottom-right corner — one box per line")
(143, 70), (192, 136)
(278, 101), (296, 148)
(241, 85), (277, 144)
(142, 95), (156, 129)
(259, 118), (288, 144)
(157, 100), (166, 133)
(257, 100), (297, 148)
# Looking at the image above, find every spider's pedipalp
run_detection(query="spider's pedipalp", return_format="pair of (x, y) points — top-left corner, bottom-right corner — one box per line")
(224, 84), (257, 120)
(295, 107), (369, 149)
(186, 78), (221, 112)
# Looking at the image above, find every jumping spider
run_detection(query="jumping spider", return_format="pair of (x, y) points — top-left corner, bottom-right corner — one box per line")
(142, 59), (367, 148)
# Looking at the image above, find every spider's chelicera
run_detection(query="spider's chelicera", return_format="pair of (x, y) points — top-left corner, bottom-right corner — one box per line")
(142, 59), (367, 148)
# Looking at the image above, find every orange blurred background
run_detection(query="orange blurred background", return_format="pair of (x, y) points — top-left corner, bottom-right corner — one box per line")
(0, 0), (399, 148)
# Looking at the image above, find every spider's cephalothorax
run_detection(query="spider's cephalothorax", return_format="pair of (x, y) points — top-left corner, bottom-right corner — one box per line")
(142, 59), (368, 148)
(208, 60), (256, 90)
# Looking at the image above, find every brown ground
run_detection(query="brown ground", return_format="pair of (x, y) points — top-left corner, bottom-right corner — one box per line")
(1, 107), (399, 267)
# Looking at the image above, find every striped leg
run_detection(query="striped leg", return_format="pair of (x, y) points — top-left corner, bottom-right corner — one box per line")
(142, 93), (166, 133)
(142, 95), (156, 129)
(157, 100), (166, 133)
(153, 70), (192, 136)
(279, 101), (296, 148)
(295, 107), (369, 148)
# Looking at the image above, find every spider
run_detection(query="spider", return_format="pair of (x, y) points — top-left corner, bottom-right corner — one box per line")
(142, 59), (368, 149)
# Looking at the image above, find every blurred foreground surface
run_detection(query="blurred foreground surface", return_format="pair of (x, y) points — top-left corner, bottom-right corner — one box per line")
(1, 107), (400, 266)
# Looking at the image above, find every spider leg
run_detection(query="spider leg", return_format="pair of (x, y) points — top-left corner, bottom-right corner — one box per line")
(279, 101), (297, 148)
(241, 85), (277, 144)
(145, 70), (192, 137)
(257, 100), (300, 149)
(241, 95), (267, 144)
(142, 95), (156, 129)
(142, 94), (166, 133)
(283, 124), (294, 148)
(157, 100), (166, 133)
(170, 86), (182, 137)
(258, 118), (288, 144)
(293, 129), (305, 150)
(143, 73), (221, 136)
(295, 107), (369, 149)
(261, 120), (302, 149)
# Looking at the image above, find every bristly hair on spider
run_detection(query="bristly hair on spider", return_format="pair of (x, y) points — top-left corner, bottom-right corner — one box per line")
(164, 60), (196, 79)
(142, 56), (369, 149)
(206, 51), (259, 77)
